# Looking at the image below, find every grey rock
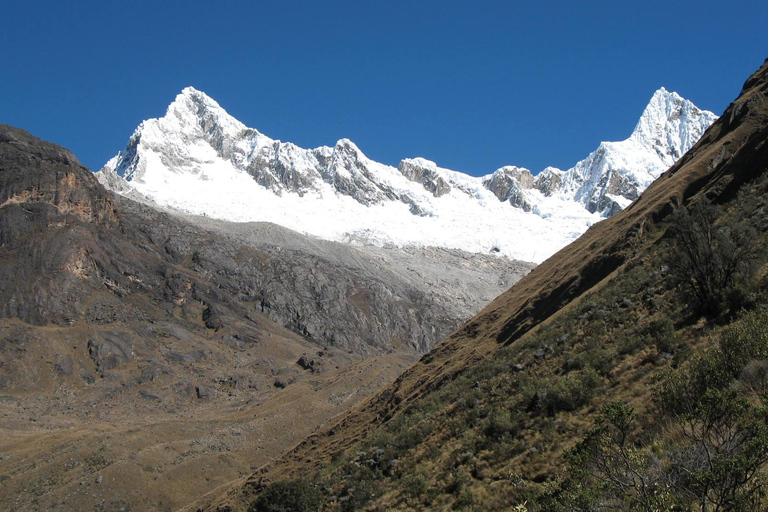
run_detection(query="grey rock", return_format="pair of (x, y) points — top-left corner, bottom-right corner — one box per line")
(202, 304), (223, 331)
(166, 351), (202, 363)
(297, 355), (315, 370)
(139, 390), (160, 401)
(174, 210), (535, 354)
(534, 168), (564, 196)
(196, 386), (212, 399)
(55, 356), (73, 375)
(87, 332), (133, 372)
(139, 364), (162, 383)
(483, 167), (535, 212)
(0, 124), (534, 363)
(397, 159), (452, 197)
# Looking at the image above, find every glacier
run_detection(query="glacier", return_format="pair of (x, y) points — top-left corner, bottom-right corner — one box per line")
(96, 87), (716, 263)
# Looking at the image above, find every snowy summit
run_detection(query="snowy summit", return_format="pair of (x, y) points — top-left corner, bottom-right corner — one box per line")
(96, 87), (716, 263)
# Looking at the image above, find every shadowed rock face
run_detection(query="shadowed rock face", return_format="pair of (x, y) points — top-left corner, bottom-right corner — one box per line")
(483, 166), (536, 211)
(0, 126), (132, 325)
(0, 125), (118, 244)
(124, 198), (533, 354)
(87, 331), (133, 372)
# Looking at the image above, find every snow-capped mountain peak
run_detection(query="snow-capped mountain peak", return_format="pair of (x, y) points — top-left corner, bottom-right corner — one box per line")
(630, 87), (716, 164)
(168, 86), (248, 136)
(554, 88), (718, 216)
(96, 87), (717, 263)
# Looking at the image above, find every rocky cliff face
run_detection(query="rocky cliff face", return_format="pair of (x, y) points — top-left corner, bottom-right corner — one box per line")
(0, 125), (127, 324)
(127, 200), (533, 353)
(482, 89), (718, 216)
(96, 87), (716, 263)
(0, 125), (118, 244)
(398, 158), (452, 198)
(483, 166), (536, 211)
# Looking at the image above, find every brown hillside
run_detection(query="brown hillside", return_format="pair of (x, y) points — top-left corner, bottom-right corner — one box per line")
(192, 58), (768, 512)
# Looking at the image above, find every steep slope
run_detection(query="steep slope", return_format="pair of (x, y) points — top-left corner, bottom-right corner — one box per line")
(0, 124), (124, 325)
(193, 59), (768, 512)
(96, 87), (715, 263)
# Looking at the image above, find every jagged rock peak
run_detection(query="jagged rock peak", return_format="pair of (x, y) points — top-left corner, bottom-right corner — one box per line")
(556, 88), (718, 216)
(334, 138), (359, 150)
(534, 167), (565, 196)
(162, 86), (250, 144)
(168, 87), (245, 127)
(483, 166), (536, 211)
(398, 158), (452, 197)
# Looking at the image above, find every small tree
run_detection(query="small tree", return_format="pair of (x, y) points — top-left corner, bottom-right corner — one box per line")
(564, 402), (674, 511)
(665, 198), (762, 317)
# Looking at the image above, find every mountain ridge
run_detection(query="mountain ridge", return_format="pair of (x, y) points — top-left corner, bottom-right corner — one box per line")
(96, 87), (716, 263)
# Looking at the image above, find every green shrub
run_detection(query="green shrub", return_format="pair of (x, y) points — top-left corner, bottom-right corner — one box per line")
(719, 309), (768, 379)
(658, 309), (768, 412)
(453, 489), (475, 510)
(483, 409), (521, 440)
(527, 368), (602, 416)
(402, 473), (428, 497)
(644, 317), (677, 354)
(562, 402), (676, 511)
(340, 474), (380, 512)
(616, 331), (646, 355)
(652, 310), (768, 509)
(249, 479), (322, 512)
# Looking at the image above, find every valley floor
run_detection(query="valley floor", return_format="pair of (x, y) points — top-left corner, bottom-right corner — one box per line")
(0, 318), (417, 511)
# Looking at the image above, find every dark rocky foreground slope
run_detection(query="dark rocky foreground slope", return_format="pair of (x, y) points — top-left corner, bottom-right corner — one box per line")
(192, 59), (768, 511)
(0, 125), (531, 511)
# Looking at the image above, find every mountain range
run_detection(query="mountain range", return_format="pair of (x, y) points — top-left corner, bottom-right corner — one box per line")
(3, 58), (764, 512)
(96, 86), (716, 263)
(189, 58), (768, 512)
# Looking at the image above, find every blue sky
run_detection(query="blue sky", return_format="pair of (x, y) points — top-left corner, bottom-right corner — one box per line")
(2, 1), (766, 176)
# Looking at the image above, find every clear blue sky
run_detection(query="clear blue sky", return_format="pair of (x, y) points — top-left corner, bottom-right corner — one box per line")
(2, 1), (766, 176)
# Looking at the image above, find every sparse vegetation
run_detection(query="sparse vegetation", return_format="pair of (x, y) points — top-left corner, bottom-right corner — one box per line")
(248, 479), (322, 512)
